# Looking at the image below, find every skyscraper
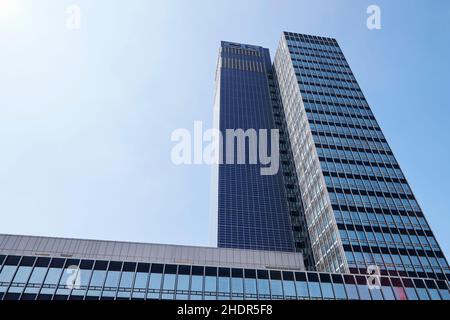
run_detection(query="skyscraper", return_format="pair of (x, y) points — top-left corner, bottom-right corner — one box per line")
(273, 32), (449, 279)
(213, 41), (299, 253)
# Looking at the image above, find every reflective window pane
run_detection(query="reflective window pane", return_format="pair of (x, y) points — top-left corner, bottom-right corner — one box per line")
(295, 281), (309, 298)
(270, 280), (283, 298)
(257, 279), (270, 296)
(244, 278), (257, 296)
(320, 282), (335, 299)
(162, 274), (176, 290)
(332, 283), (347, 299)
(283, 280), (296, 298)
(231, 278), (243, 294)
(309, 282), (322, 298)
(191, 275), (203, 293)
(177, 274), (190, 291)
(205, 276), (216, 293)
(134, 272), (148, 289)
(218, 277), (230, 293)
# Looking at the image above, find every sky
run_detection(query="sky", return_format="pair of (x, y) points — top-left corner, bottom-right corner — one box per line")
(0, 0), (449, 258)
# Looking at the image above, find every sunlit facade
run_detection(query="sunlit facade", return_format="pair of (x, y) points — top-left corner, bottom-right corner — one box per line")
(273, 32), (449, 279)
(1, 234), (448, 300)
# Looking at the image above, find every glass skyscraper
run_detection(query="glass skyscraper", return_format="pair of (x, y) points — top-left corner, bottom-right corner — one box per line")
(273, 32), (449, 280)
(214, 32), (449, 281)
(213, 41), (299, 253)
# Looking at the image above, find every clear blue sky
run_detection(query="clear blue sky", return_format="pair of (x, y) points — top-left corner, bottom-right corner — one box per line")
(0, 0), (449, 258)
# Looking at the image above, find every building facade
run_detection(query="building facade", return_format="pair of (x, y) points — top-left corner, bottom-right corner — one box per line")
(1, 234), (448, 300)
(273, 32), (449, 279)
(213, 41), (297, 252)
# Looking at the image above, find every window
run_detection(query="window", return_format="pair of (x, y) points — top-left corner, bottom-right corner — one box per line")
(320, 282), (334, 299)
(345, 284), (359, 299)
(11, 266), (32, 285)
(218, 277), (230, 294)
(332, 283), (346, 299)
(205, 276), (216, 293)
(89, 270), (106, 287)
(177, 274), (190, 291)
(44, 268), (63, 285)
(130, 271), (147, 299)
(356, 285), (371, 300)
(24, 267), (48, 294)
(56, 267), (78, 296)
(257, 279), (270, 296)
(381, 286), (395, 300)
(0, 265), (18, 284)
(134, 272), (148, 290)
(40, 267), (63, 295)
(87, 270), (106, 298)
(369, 288), (383, 300)
(308, 282), (322, 298)
(283, 280), (296, 299)
(243, 278), (257, 296)
(71, 268), (92, 298)
(162, 274), (176, 290)
(295, 280), (308, 298)
(117, 271), (134, 299)
(270, 279), (283, 298)
(191, 275), (203, 293)
(148, 273), (162, 290)
(229, 276), (242, 295)
(104, 271), (121, 291)
(416, 287), (430, 300)
(404, 287), (418, 300)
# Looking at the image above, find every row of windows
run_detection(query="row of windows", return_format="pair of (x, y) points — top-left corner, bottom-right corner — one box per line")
(294, 61), (353, 77)
(299, 81), (362, 99)
(344, 250), (447, 273)
(221, 57), (265, 73)
(301, 86), (364, 103)
(317, 146), (396, 164)
(339, 229), (440, 252)
(301, 89), (368, 105)
(297, 73), (359, 89)
(295, 67), (356, 83)
(315, 135), (389, 153)
(311, 121), (383, 140)
(288, 46), (344, 61)
(292, 55), (350, 69)
(287, 45), (344, 61)
(305, 102), (374, 120)
(335, 210), (428, 230)
(1, 255), (448, 300)
(320, 159), (399, 177)
(322, 161), (404, 180)
(285, 38), (340, 53)
(221, 46), (261, 57)
(313, 130), (385, 147)
(307, 112), (379, 130)
(314, 130), (387, 147)
(329, 191), (419, 212)
(325, 175), (411, 196)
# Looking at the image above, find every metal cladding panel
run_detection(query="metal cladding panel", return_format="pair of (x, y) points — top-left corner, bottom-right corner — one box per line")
(0, 234), (305, 270)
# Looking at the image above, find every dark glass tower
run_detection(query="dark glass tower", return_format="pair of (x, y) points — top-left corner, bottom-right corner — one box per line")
(273, 32), (449, 279)
(213, 41), (297, 252)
